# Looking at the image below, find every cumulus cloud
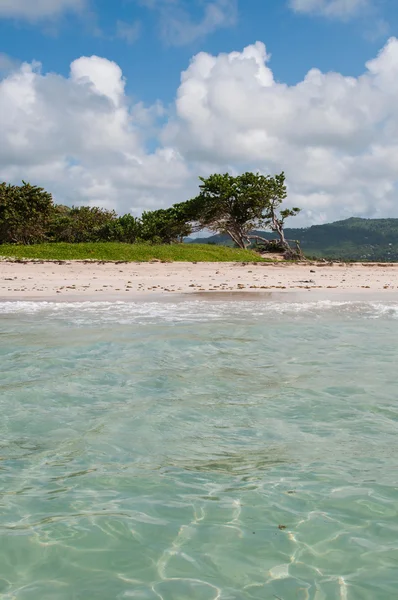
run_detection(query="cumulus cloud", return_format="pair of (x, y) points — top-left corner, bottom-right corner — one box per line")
(1, 39), (398, 224)
(140, 0), (238, 46)
(0, 0), (86, 20)
(164, 38), (398, 223)
(0, 56), (190, 215)
(289, 0), (370, 19)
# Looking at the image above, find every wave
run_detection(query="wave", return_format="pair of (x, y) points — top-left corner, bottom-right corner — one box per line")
(1, 298), (398, 323)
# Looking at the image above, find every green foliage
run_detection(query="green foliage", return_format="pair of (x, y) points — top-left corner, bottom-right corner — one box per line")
(271, 217), (398, 261)
(0, 181), (53, 244)
(114, 214), (141, 243)
(47, 205), (118, 243)
(0, 174), (300, 256)
(0, 182), (191, 246)
(183, 171), (299, 249)
(140, 207), (192, 244)
(0, 242), (268, 262)
(84, 213), (141, 243)
(190, 218), (398, 262)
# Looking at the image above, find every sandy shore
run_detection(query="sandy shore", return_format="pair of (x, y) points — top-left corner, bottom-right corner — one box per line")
(1, 260), (398, 300)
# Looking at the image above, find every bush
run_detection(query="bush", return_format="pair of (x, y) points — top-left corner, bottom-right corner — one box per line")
(0, 181), (53, 244)
(47, 206), (117, 243)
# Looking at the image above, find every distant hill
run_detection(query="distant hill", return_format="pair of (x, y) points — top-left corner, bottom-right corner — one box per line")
(187, 218), (398, 261)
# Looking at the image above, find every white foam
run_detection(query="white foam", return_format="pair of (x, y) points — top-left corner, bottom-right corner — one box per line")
(1, 298), (398, 324)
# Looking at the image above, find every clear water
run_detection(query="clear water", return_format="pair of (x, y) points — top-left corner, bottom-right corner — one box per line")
(1, 297), (398, 600)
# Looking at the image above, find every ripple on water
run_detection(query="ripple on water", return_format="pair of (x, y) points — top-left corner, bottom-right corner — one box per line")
(1, 299), (398, 599)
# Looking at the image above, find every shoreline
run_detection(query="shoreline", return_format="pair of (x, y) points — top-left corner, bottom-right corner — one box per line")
(1, 291), (398, 305)
(1, 261), (398, 301)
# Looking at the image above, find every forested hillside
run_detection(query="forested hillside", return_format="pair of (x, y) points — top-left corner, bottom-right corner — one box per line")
(188, 218), (398, 261)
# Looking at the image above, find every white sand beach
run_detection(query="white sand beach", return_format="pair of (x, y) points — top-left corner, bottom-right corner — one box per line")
(1, 260), (398, 300)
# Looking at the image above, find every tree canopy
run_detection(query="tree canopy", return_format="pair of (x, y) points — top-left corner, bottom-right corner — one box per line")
(0, 172), (300, 256)
(0, 182), (53, 244)
(182, 171), (301, 254)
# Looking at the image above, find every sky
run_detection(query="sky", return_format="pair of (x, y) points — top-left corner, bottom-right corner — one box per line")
(1, 0), (398, 226)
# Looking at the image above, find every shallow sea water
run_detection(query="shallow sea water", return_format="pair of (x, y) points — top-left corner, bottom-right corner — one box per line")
(1, 296), (398, 599)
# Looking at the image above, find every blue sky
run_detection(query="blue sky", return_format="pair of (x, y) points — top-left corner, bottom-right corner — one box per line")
(1, 0), (398, 223)
(1, 0), (397, 102)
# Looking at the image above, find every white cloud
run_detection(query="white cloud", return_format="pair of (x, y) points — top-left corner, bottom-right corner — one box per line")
(70, 55), (126, 106)
(163, 38), (398, 223)
(0, 0), (86, 20)
(140, 0), (237, 46)
(289, 0), (370, 19)
(0, 56), (190, 215)
(1, 39), (398, 224)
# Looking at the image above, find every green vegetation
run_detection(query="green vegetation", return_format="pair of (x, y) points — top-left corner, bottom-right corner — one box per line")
(8, 179), (397, 262)
(182, 171), (300, 254)
(0, 242), (267, 262)
(296, 218), (398, 261)
(189, 217), (398, 262)
(0, 175), (301, 258)
(0, 183), (193, 246)
(0, 181), (53, 244)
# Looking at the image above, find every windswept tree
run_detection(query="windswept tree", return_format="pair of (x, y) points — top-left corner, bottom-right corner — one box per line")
(0, 175), (300, 253)
(181, 172), (265, 249)
(183, 171), (301, 255)
(248, 172), (301, 257)
(0, 181), (54, 244)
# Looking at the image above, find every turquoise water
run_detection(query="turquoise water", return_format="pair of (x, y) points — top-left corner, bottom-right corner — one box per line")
(1, 296), (398, 600)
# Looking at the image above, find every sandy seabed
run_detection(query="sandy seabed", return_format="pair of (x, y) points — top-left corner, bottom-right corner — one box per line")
(1, 260), (398, 301)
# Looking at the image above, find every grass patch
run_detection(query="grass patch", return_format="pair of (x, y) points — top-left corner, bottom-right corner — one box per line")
(0, 242), (268, 262)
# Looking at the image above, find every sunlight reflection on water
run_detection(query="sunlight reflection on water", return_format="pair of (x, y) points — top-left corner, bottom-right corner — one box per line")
(1, 298), (398, 599)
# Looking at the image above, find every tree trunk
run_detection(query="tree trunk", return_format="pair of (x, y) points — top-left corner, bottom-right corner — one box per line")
(247, 235), (273, 247)
(225, 229), (246, 249)
(270, 209), (303, 260)
(271, 217), (290, 251)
